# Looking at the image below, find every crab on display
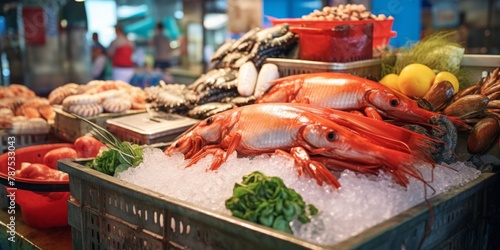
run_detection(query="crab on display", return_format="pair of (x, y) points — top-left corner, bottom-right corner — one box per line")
(146, 24), (297, 119)
(211, 24), (298, 69)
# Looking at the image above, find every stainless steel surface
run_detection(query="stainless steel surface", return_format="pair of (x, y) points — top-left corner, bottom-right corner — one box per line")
(106, 112), (198, 145)
(66, 28), (92, 85)
(106, 112), (198, 136)
(461, 54), (500, 67)
(460, 54), (500, 86)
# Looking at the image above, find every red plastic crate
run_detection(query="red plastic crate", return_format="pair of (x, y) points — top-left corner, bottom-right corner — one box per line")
(268, 16), (396, 49)
(291, 23), (373, 63)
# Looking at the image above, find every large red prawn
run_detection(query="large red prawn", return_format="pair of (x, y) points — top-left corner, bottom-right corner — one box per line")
(255, 72), (468, 129)
(165, 103), (440, 189)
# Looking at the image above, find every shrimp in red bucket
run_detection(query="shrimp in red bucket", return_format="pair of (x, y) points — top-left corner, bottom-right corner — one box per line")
(165, 103), (443, 189)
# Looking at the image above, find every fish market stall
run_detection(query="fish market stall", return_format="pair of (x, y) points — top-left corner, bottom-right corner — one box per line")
(2, 3), (500, 250)
(60, 6), (499, 250)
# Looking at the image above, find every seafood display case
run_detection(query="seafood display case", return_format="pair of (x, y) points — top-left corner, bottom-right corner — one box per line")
(59, 158), (498, 250)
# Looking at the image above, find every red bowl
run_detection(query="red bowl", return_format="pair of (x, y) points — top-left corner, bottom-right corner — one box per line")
(0, 143), (73, 189)
(0, 143), (73, 228)
(15, 189), (70, 228)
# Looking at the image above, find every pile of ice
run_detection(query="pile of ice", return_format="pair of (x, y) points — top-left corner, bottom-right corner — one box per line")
(117, 147), (481, 246)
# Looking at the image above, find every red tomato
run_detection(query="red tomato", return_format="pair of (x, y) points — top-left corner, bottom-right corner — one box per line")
(74, 135), (105, 158)
(43, 147), (78, 169)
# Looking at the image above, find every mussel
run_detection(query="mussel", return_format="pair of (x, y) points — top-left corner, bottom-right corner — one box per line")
(467, 117), (500, 155)
(443, 94), (489, 119)
(420, 80), (455, 111)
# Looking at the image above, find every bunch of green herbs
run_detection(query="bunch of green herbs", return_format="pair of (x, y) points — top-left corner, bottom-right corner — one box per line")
(75, 115), (144, 177)
(225, 171), (318, 234)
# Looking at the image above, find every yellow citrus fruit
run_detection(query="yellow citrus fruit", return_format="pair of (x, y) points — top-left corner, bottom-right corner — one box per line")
(433, 71), (459, 94)
(379, 73), (400, 92)
(397, 63), (436, 97)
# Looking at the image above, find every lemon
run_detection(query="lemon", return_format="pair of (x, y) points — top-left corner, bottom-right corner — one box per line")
(434, 71), (459, 93)
(397, 63), (436, 97)
(379, 73), (400, 92)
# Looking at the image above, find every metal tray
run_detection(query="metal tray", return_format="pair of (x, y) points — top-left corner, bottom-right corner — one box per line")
(106, 112), (199, 145)
(460, 54), (500, 86)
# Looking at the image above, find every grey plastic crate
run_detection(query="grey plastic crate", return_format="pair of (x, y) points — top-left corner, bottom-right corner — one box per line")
(59, 158), (498, 250)
(264, 58), (382, 81)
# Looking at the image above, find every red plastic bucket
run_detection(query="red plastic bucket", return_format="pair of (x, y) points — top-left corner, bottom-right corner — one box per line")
(291, 23), (373, 63)
(268, 16), (395, 49)
(0, 143), (73, 228)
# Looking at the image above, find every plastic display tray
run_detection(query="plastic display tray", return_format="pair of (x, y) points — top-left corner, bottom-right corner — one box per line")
(59, 158), (498, 250)
(265, 58), (382, 81)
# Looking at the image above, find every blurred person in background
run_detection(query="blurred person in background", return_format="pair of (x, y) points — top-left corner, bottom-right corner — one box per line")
(107, 25), (135, 83)
(150, 22), (173, 71)
(92, 32), (105, 52)
(91, 43), (107, 80)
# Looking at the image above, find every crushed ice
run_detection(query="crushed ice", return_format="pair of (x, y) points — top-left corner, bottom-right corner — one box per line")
(117, 147), (481, 245)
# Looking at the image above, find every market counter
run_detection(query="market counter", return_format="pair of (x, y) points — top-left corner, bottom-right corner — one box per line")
(0, 207), (72, 250)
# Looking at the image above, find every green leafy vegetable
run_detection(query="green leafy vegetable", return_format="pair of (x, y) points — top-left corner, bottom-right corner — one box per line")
(75, 114), (144, 176)
(225, 171), (319, 234)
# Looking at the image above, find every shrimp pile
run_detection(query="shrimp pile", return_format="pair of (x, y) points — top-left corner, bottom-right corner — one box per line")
(0, 85), (53, 134)
(48, 80), (147, 118)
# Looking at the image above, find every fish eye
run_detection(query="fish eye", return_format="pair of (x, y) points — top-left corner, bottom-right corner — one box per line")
(389, 98), (399, 107)
(174, 142), (179, 148)
(327, 131), (336, 141)
(206, 117), (213, 124)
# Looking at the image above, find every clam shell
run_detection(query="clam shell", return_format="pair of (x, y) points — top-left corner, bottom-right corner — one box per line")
(443, 94), (489, 119)
(467, 117), (500, 154)
(422, 80), (455, 111)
